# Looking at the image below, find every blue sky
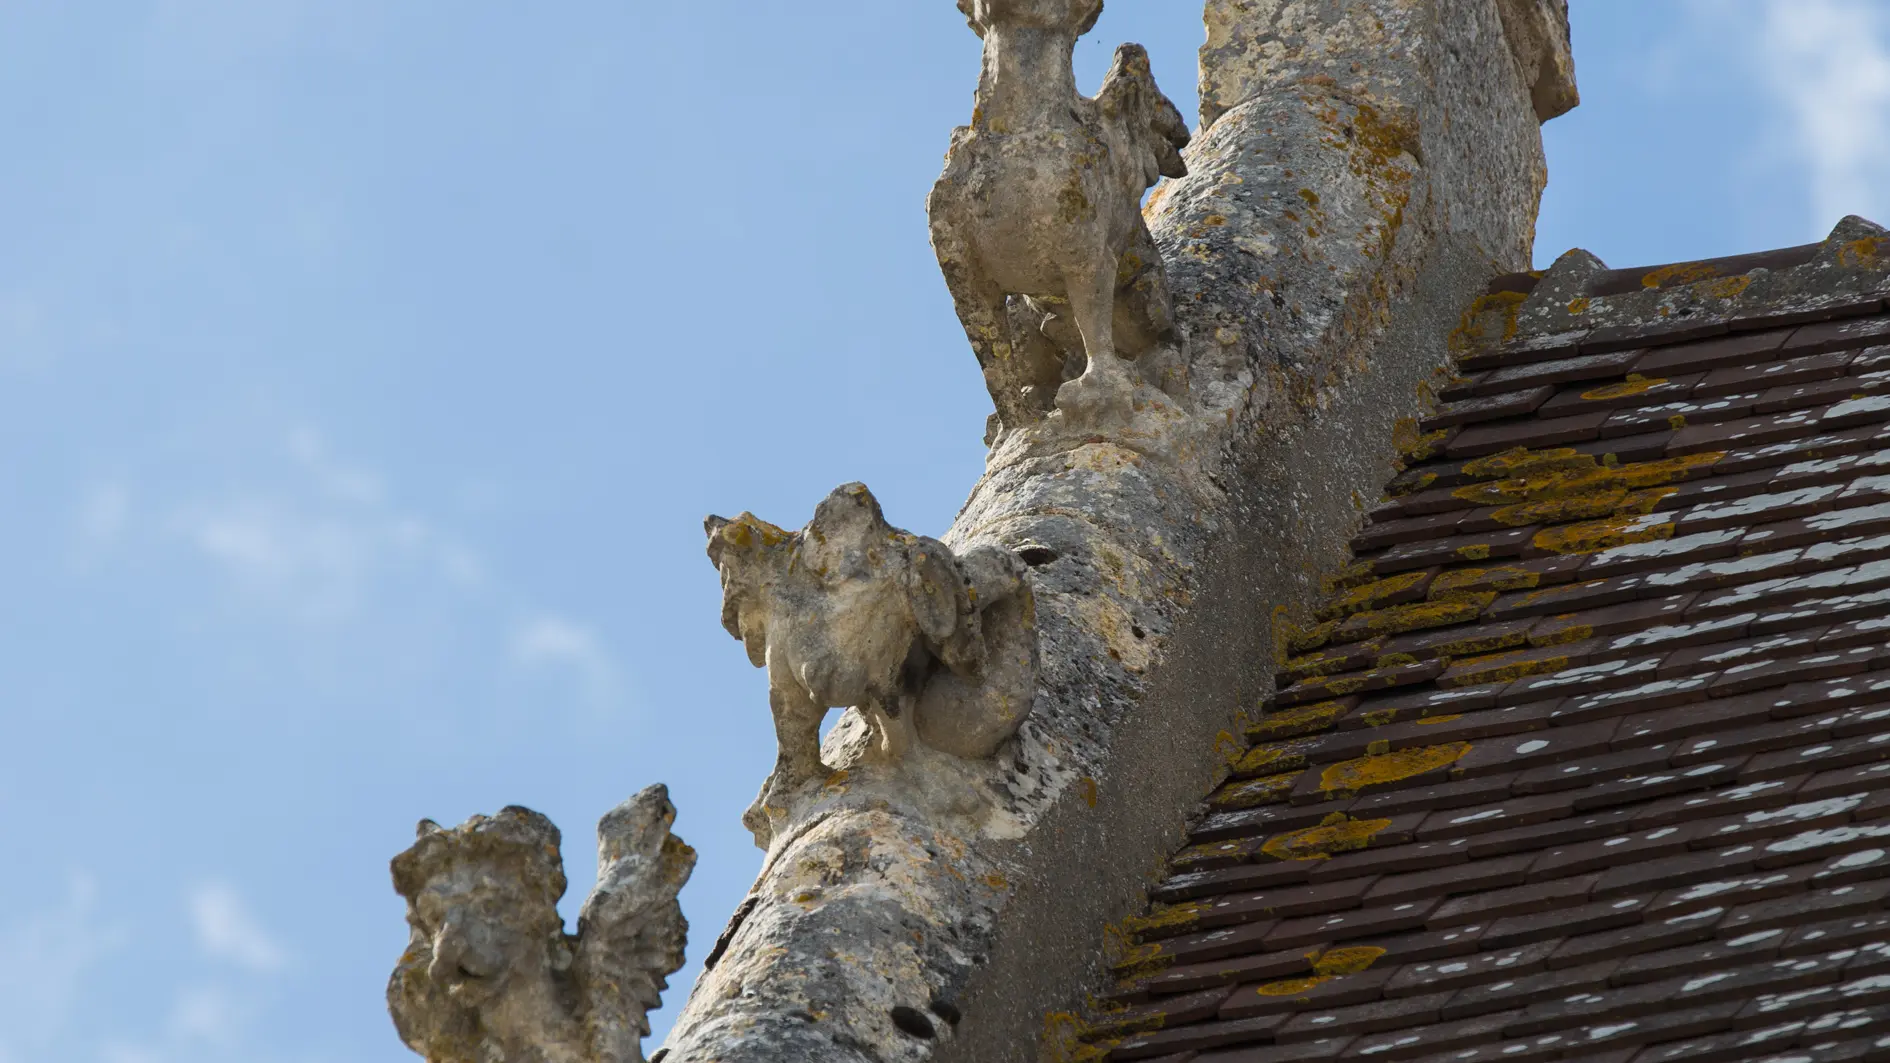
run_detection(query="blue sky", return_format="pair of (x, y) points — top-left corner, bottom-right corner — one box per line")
(3, 2), (1889, 1061)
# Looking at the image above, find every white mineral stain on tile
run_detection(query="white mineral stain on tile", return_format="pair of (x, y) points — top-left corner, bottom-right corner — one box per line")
(1828, 396), (1890, 419)
(1590, 528), (1738, 566)
(1808, 501), (1890, 530)
(1688, 484), (1844, 522)
(1805, 532), (1890, 564)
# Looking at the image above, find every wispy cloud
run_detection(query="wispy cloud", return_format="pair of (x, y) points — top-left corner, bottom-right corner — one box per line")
(137, 422), (629, 715)
(190, 882), (287, 973)
(0, 874), (122, 1062)
(171, 429), (483, 622)
(1737, 0), (1890, 234)
(511, 614), (624, 709)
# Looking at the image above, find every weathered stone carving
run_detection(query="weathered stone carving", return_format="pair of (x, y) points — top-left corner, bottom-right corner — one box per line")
(928, 0), (1191, 436)
(388, 786), (693, 1063)
(705, 482), (1037, 846)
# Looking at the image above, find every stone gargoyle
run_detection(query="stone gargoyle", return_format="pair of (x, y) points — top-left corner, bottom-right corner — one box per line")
(388, 785), (693, 1063)
(705, 482), (1037, 846)
(928, 0), (1191, 437)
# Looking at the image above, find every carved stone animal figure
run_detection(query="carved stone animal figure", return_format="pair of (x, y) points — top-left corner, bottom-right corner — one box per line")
(705, 483), (1037, 845)
(928, 0), (1190, 437)
(388, 787), (693, 1063)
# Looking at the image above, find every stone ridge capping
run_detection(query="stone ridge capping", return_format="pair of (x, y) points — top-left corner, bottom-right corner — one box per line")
(1064, 222), (1890, 1062)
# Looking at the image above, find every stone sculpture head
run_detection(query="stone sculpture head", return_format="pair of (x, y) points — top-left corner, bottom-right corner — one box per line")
(955, 0), (1104, 36)
(389, 807), (582, 1062)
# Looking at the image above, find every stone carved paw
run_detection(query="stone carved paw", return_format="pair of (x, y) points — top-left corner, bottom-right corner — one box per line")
(388, 786), (693, 1063)
(705, 483), (1039, 848)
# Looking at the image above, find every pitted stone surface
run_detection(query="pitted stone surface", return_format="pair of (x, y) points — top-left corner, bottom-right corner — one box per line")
(655, 2), (1569, 1061)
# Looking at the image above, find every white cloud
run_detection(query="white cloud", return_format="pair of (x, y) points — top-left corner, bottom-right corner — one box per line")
(511, 614), (624, 709)
(172, 430), (484, 621)
(1745, 0), (1890, 234)
(0, 874), (123, 1061)
(189, 882), (286, 972)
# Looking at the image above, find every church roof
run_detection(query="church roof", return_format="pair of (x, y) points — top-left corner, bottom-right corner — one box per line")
(1079, 223), (1890, 1063)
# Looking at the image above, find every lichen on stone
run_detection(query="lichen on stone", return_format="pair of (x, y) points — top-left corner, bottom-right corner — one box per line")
(1260, 812), (1397, 861)
(1247, 700), (1350, 740)
(1317, 742), (1473, 795)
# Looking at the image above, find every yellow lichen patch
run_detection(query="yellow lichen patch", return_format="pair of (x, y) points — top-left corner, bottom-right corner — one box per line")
(1488, 490), (1629, 527)
(1323, 559), (1380, 593)
(1533, 622), (1594, 647)
(1377, 652), (1419, 668)
(1257, 975), (1332, 997)
(1313, 946), (1388, 976)
(1406, 428), (1452, 462)
(1234, 738), (1317, 777)
(1261, 813), (1396, 861)
(1643, 261), (1719, 289)
(1462, 447), (1593, 481)
(714, 513), (792, 549)
(1335, 599), (1483, 642)
(1448, 290), (1527, 352)
(1248, 700), (1349, 740)
(1360, 708), (1399, 727)
(1619, 486), (1679, 514)
(1206, 771), (1301, 811)
(985, 872), (1008, 890)
(1422, 626), (1531, 660)
(1120, 903), (1206, 938)
(1416, 714), (1464, 725)
(1447, 646), (1573, 686)
(1840, 236), (1890, 268)
(1318, 743), (1472, 795)
(1316, 570), (1431, 620)
(1581, 375), (1669, 401)
(1698, 275), (1753, 299)
(1533, 514), (1675, 555)
(1278, 612), (1340, 660)
(1430, 565), (1542, 599)
(1389, 470), (1441, 497)
(1080, 776), (1099, 808)
(1283, 641), (1382, 681)
(1213, 730), (1244, 768)
(1567, 296), (1591, 314)
(1616, 452), (1725, 486)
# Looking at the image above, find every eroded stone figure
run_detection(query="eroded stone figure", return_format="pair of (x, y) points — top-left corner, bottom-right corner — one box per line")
(928, 0), (1191, 437)
(705, 482), (1037, 846)
(388, 786), (693, 1063)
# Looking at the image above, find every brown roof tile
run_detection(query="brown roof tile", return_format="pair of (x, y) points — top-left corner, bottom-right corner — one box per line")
(1077, 231), (1890, 1061)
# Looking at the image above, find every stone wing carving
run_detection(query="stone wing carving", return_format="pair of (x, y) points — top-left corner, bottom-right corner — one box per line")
(704, 482), (1037, 846)
(388, 786), (693, 1063)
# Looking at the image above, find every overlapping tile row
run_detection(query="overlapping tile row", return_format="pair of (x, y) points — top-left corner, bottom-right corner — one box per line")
(1073, 294), (1890, 1062)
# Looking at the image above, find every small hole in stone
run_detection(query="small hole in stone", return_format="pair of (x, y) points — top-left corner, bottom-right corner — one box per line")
(1132, 625), (1146, 639)
(930, 999), (963, 1026)
(650, 1052), (668, 1063)
(1017, 545), (1059, 567)
(891, 1005), (937, 1039)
